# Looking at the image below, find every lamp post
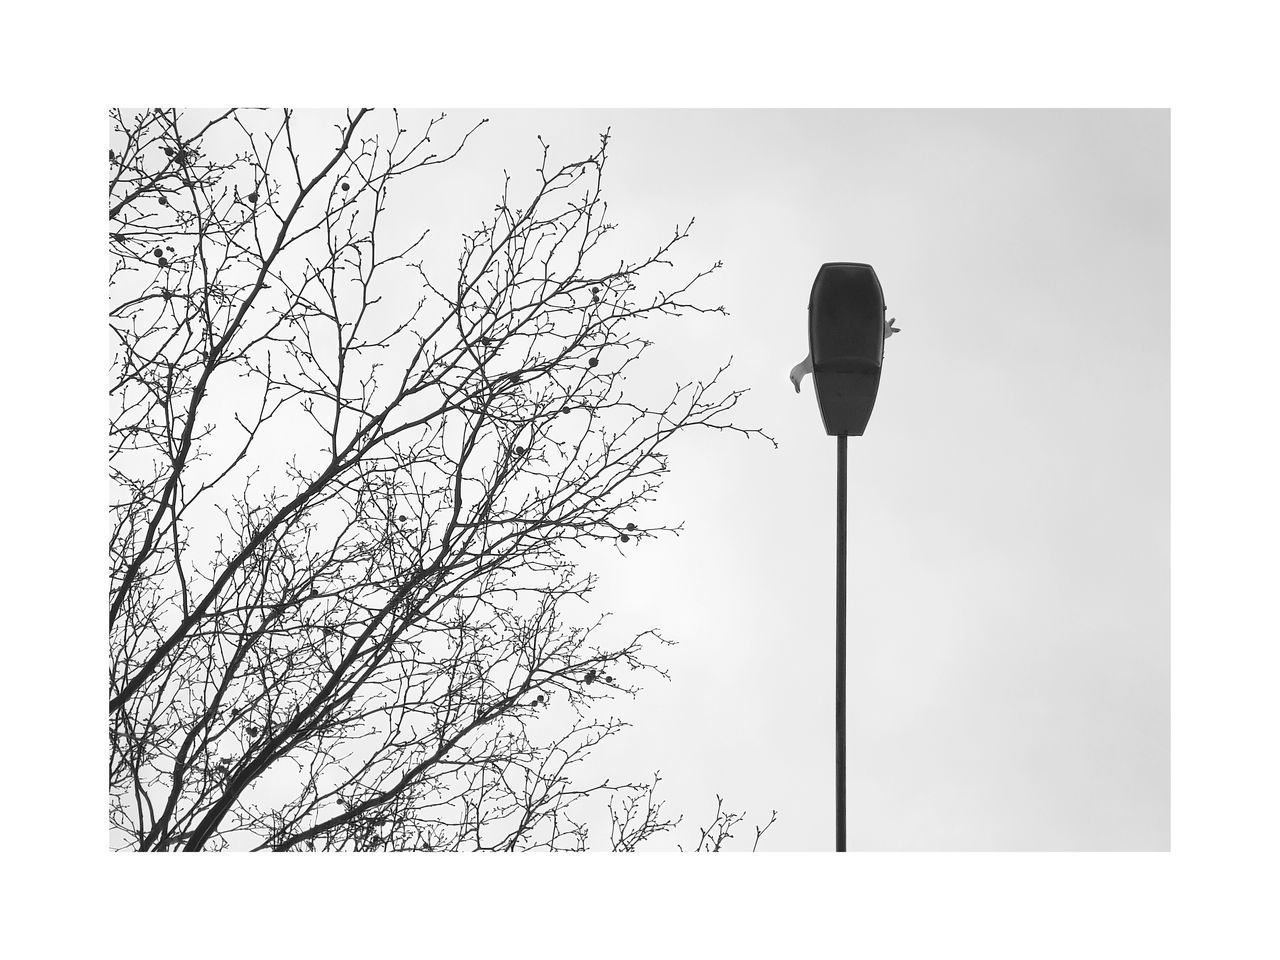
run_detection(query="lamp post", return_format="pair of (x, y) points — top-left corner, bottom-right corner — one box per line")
(790, 262), (897, 852)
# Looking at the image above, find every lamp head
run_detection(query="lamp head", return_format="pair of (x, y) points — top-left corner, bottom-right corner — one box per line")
(806, 262), (888, 437)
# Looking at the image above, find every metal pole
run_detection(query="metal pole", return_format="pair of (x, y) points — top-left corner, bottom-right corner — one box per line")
(836, 433), (848, 852)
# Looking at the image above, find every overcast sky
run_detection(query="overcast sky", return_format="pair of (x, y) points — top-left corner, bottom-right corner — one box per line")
(200, 108), (1170, 850)
(431, 109), (1169, 851)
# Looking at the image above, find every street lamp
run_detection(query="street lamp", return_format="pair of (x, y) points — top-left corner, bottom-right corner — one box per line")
(790, 262), (898, 852)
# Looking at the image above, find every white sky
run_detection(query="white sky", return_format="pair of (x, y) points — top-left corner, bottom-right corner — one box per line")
(430, 109), (1168, 851)
(192, 108), (1170, 850)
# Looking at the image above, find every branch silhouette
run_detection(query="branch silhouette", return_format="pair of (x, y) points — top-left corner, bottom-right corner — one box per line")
(109, 107), (776, 852)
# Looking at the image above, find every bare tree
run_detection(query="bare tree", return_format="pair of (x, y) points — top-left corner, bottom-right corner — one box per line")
(108, 107), (775, 851)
